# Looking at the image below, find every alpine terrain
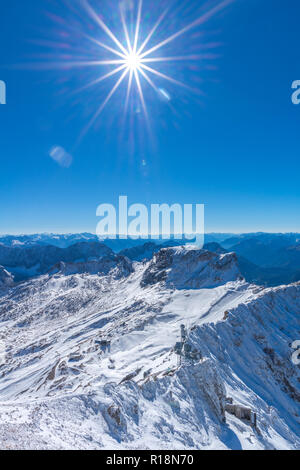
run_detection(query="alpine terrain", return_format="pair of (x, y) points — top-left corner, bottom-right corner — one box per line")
(0, 242), (299, 450)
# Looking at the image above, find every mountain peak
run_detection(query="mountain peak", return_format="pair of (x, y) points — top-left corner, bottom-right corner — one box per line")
(141, 246), (243, 289)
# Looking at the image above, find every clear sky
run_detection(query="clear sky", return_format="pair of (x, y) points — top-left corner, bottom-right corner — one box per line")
(0, 0), (300, 234)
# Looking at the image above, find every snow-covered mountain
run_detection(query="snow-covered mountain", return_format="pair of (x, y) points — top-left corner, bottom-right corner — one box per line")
(0, 246), (299, 450)
(141, 247), (242, 289)
(0, 233), (99, 248)
(2, 231), (300, 286)
(0, 232), (237, 253)
(0, 242), (113, 281)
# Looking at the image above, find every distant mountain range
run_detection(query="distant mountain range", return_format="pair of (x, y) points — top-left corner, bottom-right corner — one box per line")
(0, 232), (237, 250)
(0, 232), (299, 286)
(216, 233), (300, 285)
(221, 233), (300, 266)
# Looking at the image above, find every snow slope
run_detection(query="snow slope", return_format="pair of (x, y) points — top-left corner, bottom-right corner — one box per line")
(0, 247), (299, 450)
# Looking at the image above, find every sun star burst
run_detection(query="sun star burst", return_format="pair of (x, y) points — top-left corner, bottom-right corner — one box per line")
(33, 0), (233, 142)
(74, 0), (233, 141)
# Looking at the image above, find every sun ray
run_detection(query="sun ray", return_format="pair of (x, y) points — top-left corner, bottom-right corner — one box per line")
(139, 63), (198, 93)
(82, 0), (128, 56)
(140, 0), (233, 59)
(71, 64), (128, 95)
(125, 68), (134, 115)
(87, 60), (126, 65)
(119, 5), (133, 54)
(141, 54), (213, 63)
(137, 8), (169, 56)
(85, 35), (127, 59)
(134, 68), (147, 117)
(134, 67), (150, 128)
(33, 0), (233, 143)
(17, 59), (126, 71)
(133, 0), (143, 53)
(78, 67), (129, 144)
(139, 67), (177, 119)
(137, 66), (158, 92)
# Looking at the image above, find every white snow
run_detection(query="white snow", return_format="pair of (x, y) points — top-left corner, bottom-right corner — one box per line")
(0, 247), (299, 450)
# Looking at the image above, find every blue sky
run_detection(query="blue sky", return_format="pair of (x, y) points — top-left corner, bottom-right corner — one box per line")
(0, 0), (300, 234)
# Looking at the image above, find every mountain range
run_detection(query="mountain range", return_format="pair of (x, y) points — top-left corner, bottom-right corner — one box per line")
(0, 236), (299, 449)
(1, 232), (300, 286)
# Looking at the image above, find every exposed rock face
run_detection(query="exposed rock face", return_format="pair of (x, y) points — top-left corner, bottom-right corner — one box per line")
(141, 247), (242, 289)
(0, 242), (114, 280)
(49, 255), (133, 279)
(119, 242), (160, 262)
(203, 242), (227, 254)
(0, 266), (14, 289)
(176, 359), (226, 422)
(119, 240), (185, 262)
(188, 282), (300, 434)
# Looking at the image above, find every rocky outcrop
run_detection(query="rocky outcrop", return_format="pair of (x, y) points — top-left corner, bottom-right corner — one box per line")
(0, 242), (113, 280)
(0, 266), (14, 289)
(49, 254), (133, 279)
(141, 246), (242, 289)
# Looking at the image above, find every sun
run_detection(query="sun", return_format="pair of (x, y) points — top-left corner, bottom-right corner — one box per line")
(125, 52), (141, 71)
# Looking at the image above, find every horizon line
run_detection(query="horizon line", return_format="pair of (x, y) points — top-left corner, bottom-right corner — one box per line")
(0, 231), (299, 237)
